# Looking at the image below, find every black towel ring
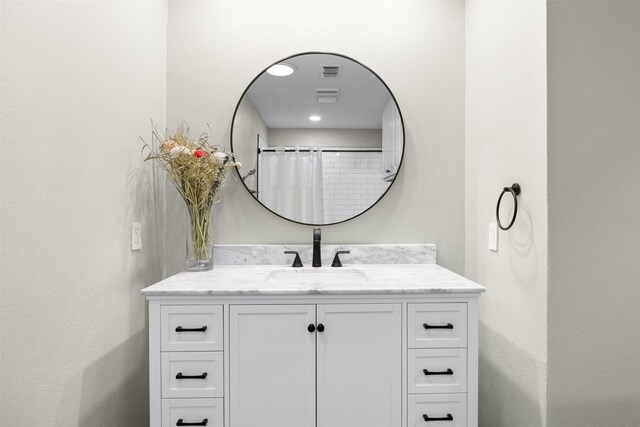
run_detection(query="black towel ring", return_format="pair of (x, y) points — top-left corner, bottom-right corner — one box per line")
(496, 183), (521, 231)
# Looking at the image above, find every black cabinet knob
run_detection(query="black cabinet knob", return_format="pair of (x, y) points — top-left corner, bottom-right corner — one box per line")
(423, 368), (454, 376)
(317, 323), (325, 333)
(175, 326), (208, 333)
(423, 323), (454, 330)
(308, 324), (316, 333)
(176, 419), (208, 426)
(423, 413), (453, 422)
(176, 372), (208, 380)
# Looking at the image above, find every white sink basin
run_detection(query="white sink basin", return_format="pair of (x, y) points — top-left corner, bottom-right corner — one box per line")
(266, 268), (369, 284)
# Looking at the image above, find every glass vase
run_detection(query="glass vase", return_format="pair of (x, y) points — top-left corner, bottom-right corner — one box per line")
(186, 204), (214, 272)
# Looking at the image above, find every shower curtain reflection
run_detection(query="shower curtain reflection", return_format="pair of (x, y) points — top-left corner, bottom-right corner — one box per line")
(258, 147), (324, 224)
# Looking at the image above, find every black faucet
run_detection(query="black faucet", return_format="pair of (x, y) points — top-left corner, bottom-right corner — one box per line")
(312, 228), (322, 267)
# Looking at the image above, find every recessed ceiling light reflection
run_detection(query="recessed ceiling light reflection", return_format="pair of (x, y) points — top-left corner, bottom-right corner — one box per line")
(309, 115), (321, 122)
(266, 63), (296, 77)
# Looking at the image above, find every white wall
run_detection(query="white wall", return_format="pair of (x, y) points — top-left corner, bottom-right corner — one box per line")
(167, 0), (467, 274)
(465, 1), (548, 426)
(0, 1), (167, 424)
(547, 2), (640, 426)
(268, 128), (382, 148)
(233, 96), (269, 192)
(14, 3), (636, 427)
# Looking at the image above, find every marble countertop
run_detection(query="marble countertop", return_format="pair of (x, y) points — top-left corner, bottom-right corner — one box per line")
(141, 264), (485, 296)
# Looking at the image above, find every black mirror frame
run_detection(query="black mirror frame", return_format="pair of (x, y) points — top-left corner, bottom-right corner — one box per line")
(230, 51), (405, 227)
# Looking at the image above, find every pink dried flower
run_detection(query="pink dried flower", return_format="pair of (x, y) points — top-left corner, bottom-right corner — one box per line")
(160, 139), (178, 153)
(169, 146), (192, 158)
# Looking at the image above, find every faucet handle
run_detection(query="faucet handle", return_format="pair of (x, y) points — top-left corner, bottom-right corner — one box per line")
(284, 251), (303, 268)
(331, 251), (350, 268)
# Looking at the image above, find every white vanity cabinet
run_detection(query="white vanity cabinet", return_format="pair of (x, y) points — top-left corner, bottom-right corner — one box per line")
(229, 303), (401, 427)
(142, 264), (483, 427)
(229, 304), (317, 427)
(316, 304), (401, 427)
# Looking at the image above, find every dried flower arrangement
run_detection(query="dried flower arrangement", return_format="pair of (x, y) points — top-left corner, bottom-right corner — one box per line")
(142, 123), (240, 270)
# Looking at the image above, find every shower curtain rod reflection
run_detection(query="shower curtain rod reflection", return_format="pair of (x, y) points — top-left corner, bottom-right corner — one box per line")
(258, 147), (382, 153)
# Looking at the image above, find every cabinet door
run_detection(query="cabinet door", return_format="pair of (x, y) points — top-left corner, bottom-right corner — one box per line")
(229, 305), (316, 427)
(317, 304), (401, 427)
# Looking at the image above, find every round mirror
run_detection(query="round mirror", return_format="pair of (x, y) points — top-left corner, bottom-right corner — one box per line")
(231, 52), (404, 226)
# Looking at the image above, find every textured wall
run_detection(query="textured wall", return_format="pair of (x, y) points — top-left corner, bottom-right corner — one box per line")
(465, 1), (548, 426)
(166, 0), (467, 275)
(0, 1), (167, 424)
(547, 2), (640, 426)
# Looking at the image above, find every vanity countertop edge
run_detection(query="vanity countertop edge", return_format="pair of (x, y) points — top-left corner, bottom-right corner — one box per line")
(140, 264), (485, 296)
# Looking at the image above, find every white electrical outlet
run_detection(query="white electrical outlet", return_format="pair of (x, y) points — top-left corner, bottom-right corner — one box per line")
(488, 222), (498, 252)
(131, 222), (142, 251)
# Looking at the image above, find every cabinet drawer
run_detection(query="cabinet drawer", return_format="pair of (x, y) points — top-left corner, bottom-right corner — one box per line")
(408, 349), (467, 394)
(408, 303), (467, 348)
(162, 352), (224, 398)
(161, 305), (223, 352)
(162, 398), (223, 427)
(408, 394), (467, 427)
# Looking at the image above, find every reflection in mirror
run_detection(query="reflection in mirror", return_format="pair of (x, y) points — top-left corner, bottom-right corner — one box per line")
(231, 52), (403, 225)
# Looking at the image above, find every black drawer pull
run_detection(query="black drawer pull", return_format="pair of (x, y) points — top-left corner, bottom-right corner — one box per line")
(175, 326), (208, 333)
(177, 419), (208, 426)
(423, 323), (453, 330)
(176, 372), (208, 380)
(423, 368), (454, 376)
(317, 323), (325, 333)
(423, 413), (453, 422)
(308, 324), (316, 333)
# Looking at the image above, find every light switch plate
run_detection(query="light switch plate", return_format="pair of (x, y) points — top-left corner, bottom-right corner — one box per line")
(131, 222), (142, 251)
(488, 222), (498, 252)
